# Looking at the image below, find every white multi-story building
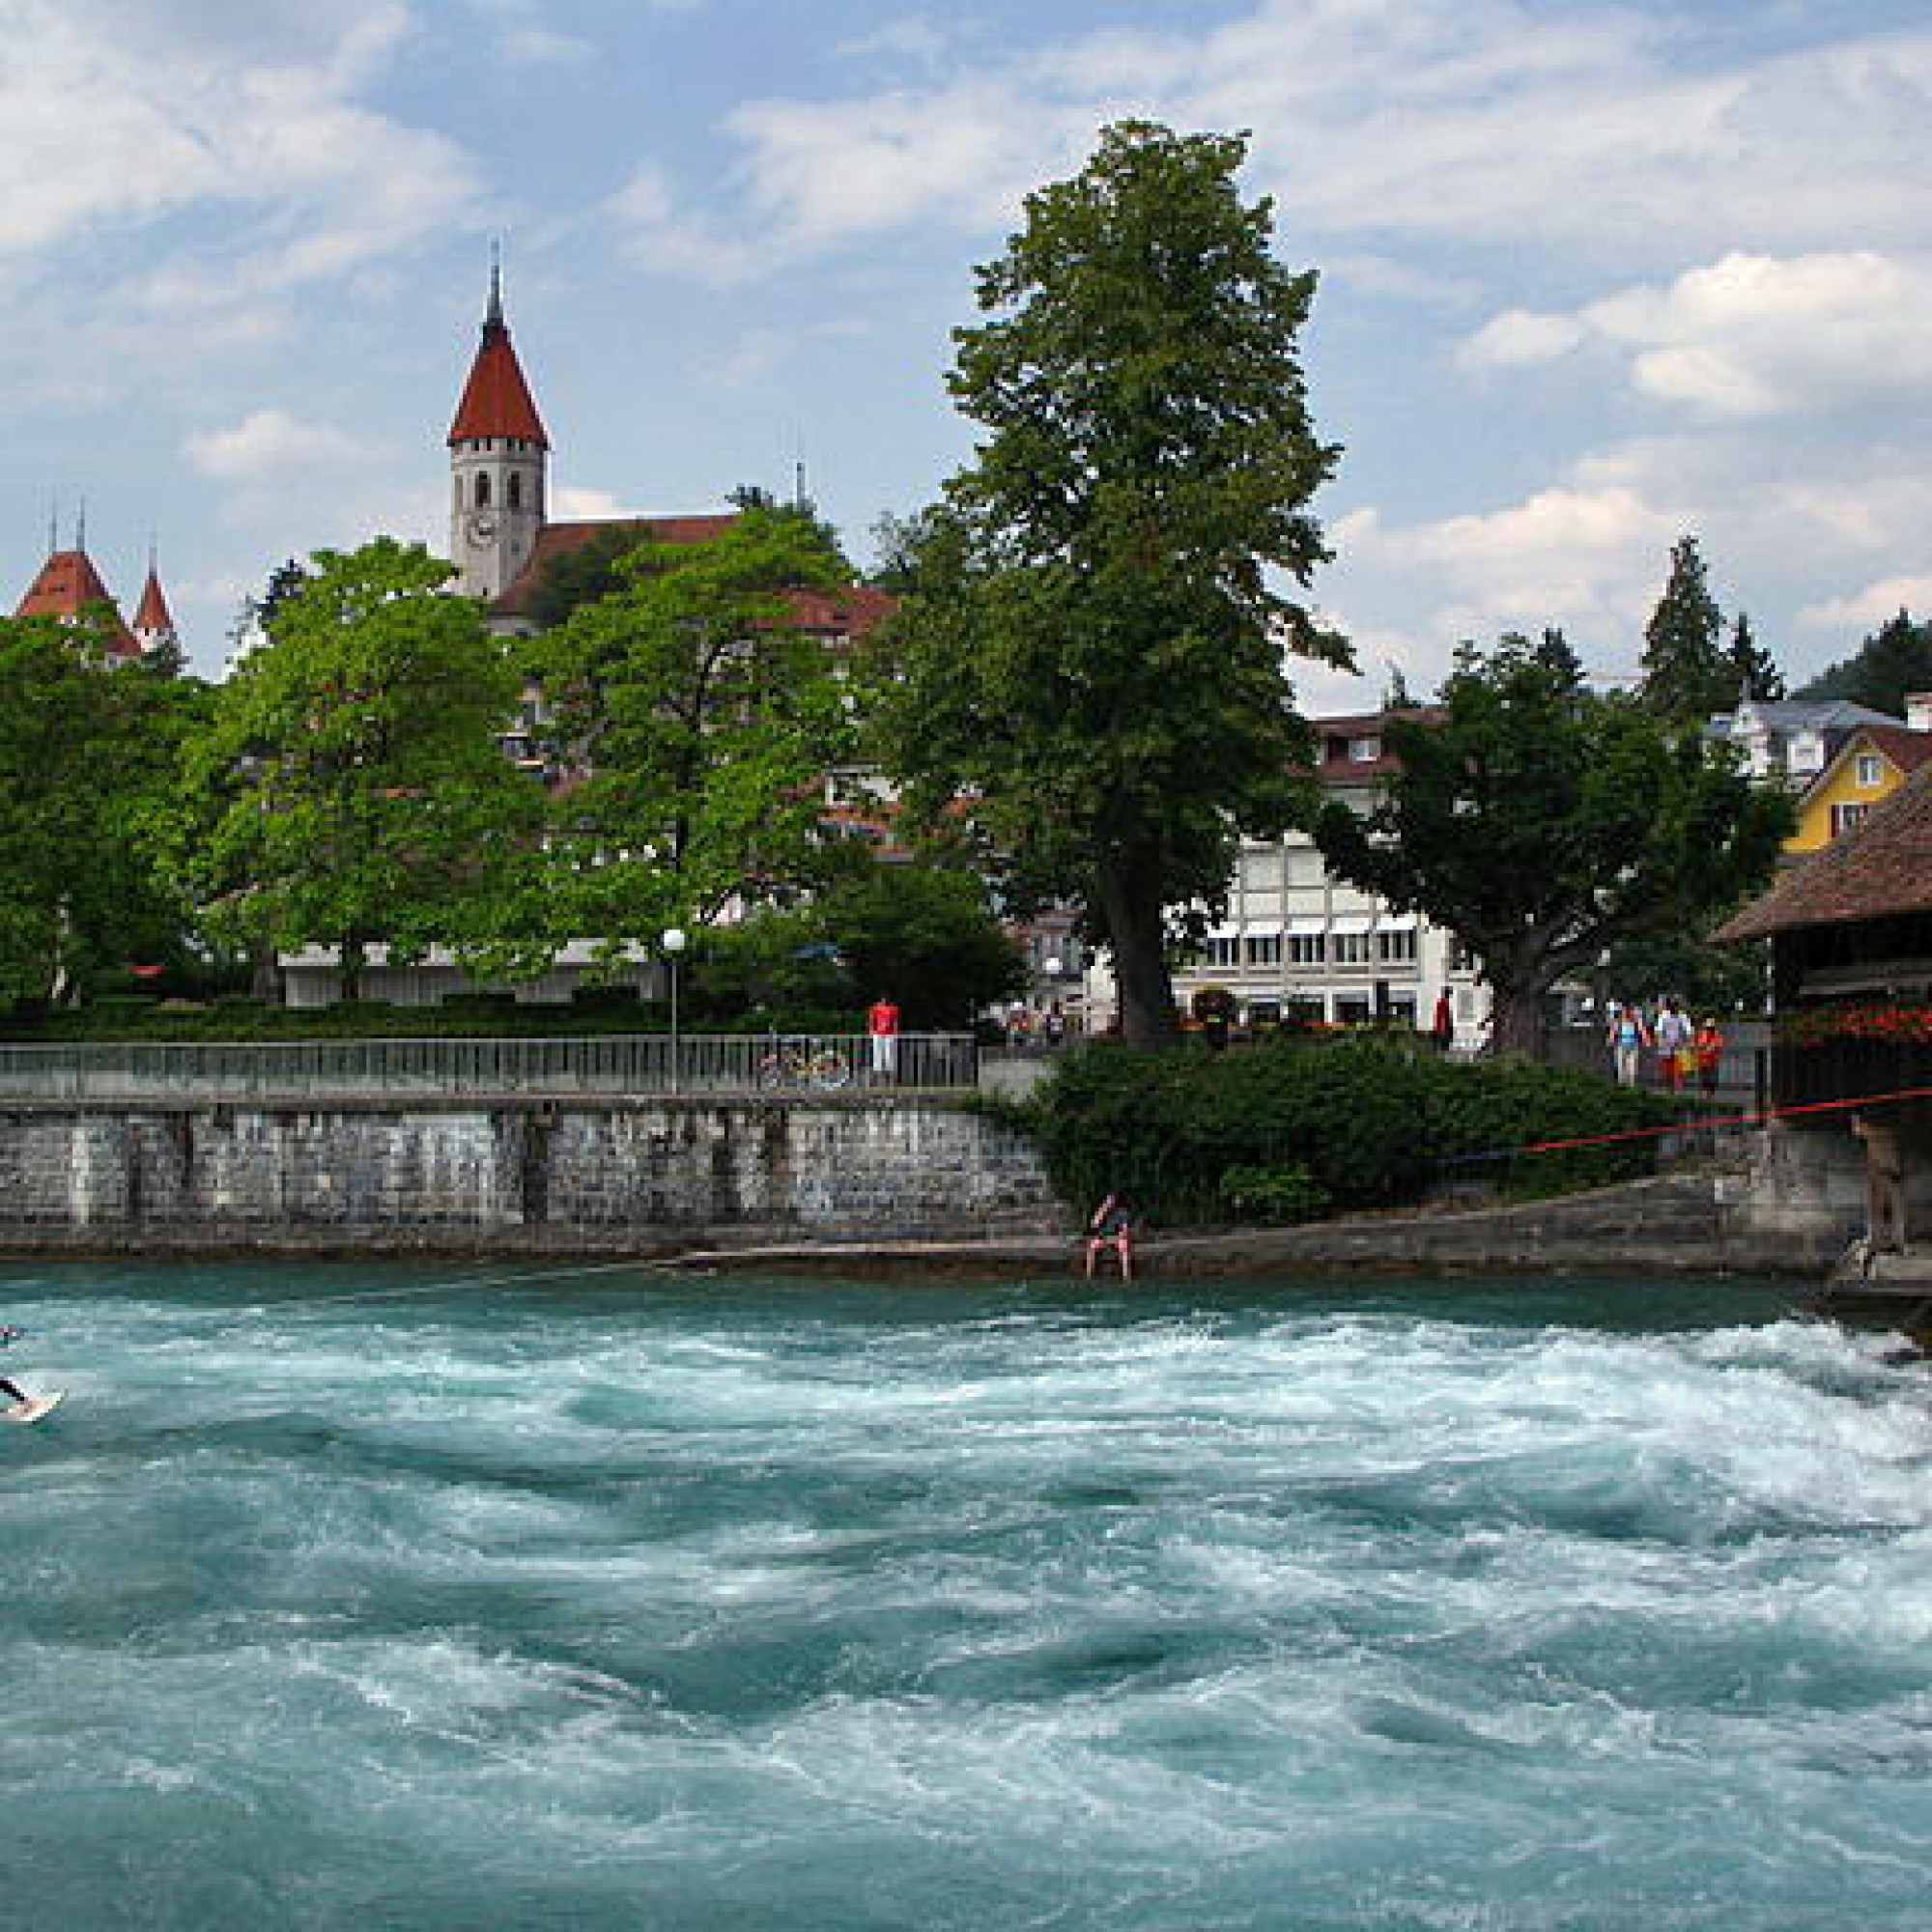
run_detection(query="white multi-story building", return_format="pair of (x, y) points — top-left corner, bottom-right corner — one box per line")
(1086, 710), (1492, 1041)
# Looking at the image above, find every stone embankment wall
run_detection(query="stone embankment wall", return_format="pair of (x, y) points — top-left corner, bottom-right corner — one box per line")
(0, 1098), (1061, 1255)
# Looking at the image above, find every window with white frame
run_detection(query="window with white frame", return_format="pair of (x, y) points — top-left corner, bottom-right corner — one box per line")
(1332, 930), (1372, 964)
(1287, 931), (1326, 965)
(1832, 802), (1871, 838)
(1856, 753), (1884, 788)
(1203, 936), (1240, 969)
(1377, 928), (1418, 964)
(1244, 933), (1283, 967)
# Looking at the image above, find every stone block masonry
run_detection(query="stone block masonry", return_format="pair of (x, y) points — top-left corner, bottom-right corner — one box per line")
(0, 1098), (1062, 1255)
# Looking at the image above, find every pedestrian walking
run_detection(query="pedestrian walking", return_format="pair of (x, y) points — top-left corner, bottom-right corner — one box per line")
(1606, 1003), (1650, 1087)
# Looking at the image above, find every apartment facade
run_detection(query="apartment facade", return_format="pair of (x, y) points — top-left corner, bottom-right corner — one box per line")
(1084, 711), (1491, 1041)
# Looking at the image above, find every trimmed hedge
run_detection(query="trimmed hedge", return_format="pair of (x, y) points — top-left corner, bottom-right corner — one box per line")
(0, 994), (866, 1044)
(1016, 1032), (1681, 1228)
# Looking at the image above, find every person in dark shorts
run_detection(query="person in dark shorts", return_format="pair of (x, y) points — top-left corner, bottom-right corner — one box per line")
(1084, 1193), (1135, 1280)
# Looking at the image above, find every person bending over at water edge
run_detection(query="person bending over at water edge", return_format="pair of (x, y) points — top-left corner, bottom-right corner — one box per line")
(1085, 1193), (1135, 1280)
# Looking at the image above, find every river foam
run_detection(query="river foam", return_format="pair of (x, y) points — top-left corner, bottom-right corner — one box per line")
(2, 1265), (1927, 1928)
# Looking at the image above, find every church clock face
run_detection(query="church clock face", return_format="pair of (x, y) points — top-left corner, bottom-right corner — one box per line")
(466, 510), (497, 546)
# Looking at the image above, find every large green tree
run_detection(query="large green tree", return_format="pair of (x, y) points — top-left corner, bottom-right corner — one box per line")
(190, 539), (545, 997)
(875, 121), (1344, 1050)
(1797, 609), (1932, 715)
(0, 613), (201, 1005)
(1639, 535), (1735, 721)
(1316, 632), (1793, 1057)
(531, 507), (858, 951)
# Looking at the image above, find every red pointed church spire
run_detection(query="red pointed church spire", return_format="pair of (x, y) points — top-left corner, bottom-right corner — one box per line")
(446, 261), (549, 449)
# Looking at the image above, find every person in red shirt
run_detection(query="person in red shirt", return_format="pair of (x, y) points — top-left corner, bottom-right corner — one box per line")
(867, 995), (901, 1081)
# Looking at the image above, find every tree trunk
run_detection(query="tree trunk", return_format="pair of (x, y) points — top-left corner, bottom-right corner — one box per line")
(1484, 980), (1548, 1059)
(1095, 855), (1178, 1051)
(250, 938), (282, 1005)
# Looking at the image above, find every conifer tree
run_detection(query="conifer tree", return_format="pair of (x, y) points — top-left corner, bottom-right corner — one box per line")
(1727, 611), (1784, 702)
(1639, 536), (1733, 722)
(1798, 610), (1932, 716)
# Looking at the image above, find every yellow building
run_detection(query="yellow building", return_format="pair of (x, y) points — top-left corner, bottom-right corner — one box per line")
(1789, 719), (1932, 855)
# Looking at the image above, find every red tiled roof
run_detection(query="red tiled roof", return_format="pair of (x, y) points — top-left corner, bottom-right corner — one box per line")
(14, 549), (139, 657)
(783, 583), (896, 638)
(488, 515), (743, 618)
(1719, 759), (1932, 941)
(1311, 706), (1446, 784)
(447, 313), (549, 449)
(488, 515), (901, 641)
(1850, 722), (1932, 778)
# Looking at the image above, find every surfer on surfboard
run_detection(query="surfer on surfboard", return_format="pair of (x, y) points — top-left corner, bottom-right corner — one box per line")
(0, 1323), (54, 1418)
(0, 1323), (27, 1405)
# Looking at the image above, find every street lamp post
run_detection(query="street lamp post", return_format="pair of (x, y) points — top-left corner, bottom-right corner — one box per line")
(662, 926), (688, 1094)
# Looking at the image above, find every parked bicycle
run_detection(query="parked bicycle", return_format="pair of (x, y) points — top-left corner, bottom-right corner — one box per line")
(755, 1037), (853, 1092)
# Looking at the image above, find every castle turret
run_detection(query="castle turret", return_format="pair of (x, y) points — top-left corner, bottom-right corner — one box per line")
(131, 552), (180, 661)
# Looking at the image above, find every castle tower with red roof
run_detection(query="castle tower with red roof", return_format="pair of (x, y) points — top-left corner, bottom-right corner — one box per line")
(447, 263), (549, 602)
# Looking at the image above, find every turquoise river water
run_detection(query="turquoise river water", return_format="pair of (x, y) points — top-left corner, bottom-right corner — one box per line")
(2, 1262), (1929, 1930)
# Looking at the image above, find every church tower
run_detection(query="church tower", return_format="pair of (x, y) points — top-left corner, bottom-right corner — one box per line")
(446, 264), (549, 601)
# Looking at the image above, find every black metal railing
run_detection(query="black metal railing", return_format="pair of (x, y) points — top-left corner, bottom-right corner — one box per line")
(0, 1033), (979, 1102)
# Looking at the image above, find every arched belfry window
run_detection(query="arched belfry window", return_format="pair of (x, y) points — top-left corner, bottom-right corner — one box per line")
(475, 472), (492, 508)
(508, 472), (523, 510)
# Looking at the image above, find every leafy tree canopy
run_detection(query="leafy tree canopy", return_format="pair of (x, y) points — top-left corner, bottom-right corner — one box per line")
(189, 538), (546, 995)
(531, 507), (859, 952)
(0, 613), (205, 1006)
(875, 120), (1344, 1050)
(728, 484), (851, 572)
(1316, 631), (1793, 1056)
(525, 526), (654, 633)
(1796, 609), (1932, 716)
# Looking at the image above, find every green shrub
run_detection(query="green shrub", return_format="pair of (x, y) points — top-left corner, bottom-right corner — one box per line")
(1017, 1033), (1677, 1228)
(1219, 1163), (1330, 1224)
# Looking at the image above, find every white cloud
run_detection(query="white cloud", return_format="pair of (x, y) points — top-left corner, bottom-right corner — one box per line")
(1799, 577), (1932, 633)
(1468, 251), (1932, 416)
(609, 1), (1932, 281)
(606, 163), (759, 286)
(0, 0), (476, 295)
(184, 410), (380, 483)
(1462, 309), (1589, 371)
(554, 487), (641, 521)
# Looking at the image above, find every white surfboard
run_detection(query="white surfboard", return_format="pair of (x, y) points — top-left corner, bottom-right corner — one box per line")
(3, 1390), (64, 1425)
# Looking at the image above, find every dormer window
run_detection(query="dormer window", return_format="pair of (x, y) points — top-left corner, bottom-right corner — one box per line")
(1349, 735), (1380, 762)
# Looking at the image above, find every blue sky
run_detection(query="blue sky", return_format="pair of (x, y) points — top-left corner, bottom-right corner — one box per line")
(5, 0), (1930, 705)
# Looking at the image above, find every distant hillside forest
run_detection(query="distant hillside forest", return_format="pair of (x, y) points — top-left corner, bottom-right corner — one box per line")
(1797, 611), (1932, 715)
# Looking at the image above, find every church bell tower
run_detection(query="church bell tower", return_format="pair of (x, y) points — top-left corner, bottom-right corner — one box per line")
(446, 263), (549, 601)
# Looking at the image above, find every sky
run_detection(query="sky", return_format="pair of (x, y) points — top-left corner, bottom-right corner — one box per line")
(4, 0), (1930, 706)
